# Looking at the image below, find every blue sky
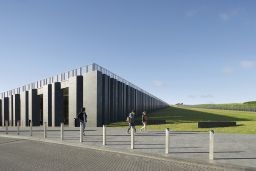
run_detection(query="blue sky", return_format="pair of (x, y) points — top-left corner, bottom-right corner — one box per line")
(0, 0), (256, 105)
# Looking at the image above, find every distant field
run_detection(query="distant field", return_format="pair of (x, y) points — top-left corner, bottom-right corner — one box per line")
(108, 106), (256, 134)
(190, 101), (256, 112)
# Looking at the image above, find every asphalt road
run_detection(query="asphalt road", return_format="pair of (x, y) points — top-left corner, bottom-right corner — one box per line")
(0, 137), (234, 171)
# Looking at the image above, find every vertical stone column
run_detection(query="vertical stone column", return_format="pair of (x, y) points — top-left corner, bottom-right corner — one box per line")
(13, 94), (21, 126)
(131, 88), (135, 112)
(121, 82), (125, 120)
(9, 95), (13, 126)
(20, 91), (29, 127)
(118, 81), (123, 121)
(83, 71), (102, 127)
(109, 78), (114, 122)
(68, 76), (83, 127)
(135, 89), (137, 113)
(52, 82), (63, 127)
(2, 97), (9, 126)
(117, 81), (120, 121)
(113, 79), (118, 122)
(0, 99), (2, 126)
(102, 74), (110, 125)
(123, 83), (127, 117)
(29, 89), (40, 126)
(126, 85), (131, 114)
(43, 84), (52, 126)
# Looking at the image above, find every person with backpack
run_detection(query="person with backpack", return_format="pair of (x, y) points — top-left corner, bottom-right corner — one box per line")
(78, 107), (87, 136)
(127, 110), (136, 134)
(140, 111), (148, 131)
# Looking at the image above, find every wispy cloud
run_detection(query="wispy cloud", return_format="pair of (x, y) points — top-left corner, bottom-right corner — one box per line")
(187, 95), (196, 98)
(200, 94), (214, 98)
(219, 10), (239, 21)
(152, 80), (164, 87)
(240, 60), (256, 69)
(185, 10), (198, 17)
(186, 94), (213, 99)
(222, 67), (234, 75)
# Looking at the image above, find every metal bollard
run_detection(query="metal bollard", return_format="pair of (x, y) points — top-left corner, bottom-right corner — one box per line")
(80, 122), (83, 143)
(60, 123), (64, 141)
(44, 122), (47, 139)
(30, 122), (32, 136)
(17, 121), (20, 135)
(165, 128), (170, 154)
(103, 125), (106, 146)
(5, 120), (8, 135)
(209, 130), (214, 160)
(131, 127), (134, 149)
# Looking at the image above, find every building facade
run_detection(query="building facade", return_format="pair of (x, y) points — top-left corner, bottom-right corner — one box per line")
(0, 63), (168, 127)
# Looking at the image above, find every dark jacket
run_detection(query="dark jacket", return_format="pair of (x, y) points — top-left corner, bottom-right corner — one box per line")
(78, 112), (87, 122)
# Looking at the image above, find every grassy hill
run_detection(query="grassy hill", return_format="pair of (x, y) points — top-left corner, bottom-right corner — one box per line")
(189, 102), (256, 112)
(244, 101), (256, 105)
(108, 106), (256, 134)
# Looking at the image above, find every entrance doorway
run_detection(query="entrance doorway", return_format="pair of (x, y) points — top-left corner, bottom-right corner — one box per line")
(63, 88), (69, 125)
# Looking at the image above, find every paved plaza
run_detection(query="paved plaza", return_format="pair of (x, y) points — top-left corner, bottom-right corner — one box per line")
(0, 126), (255, 170)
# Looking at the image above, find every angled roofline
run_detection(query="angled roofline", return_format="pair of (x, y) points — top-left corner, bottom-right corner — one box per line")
(0, 63), (168, 104)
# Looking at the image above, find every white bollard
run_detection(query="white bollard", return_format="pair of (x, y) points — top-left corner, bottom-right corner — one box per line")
(103, 125), (106, 146)
(30, 122), (32, 136)
(80, 122), (83, 143)
(44, 122), (47, 139)
(209, 130), (214, 160)
(61, 123), (64, 141)
(17, 121), (20, 135)
(5, 120), (8, 135)
(131, 127), (134, 149)
(165, 128), (170, 154)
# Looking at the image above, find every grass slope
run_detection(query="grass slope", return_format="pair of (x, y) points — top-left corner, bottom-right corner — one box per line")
(191, 102), (256, 112)
(108, 106), (256, 134)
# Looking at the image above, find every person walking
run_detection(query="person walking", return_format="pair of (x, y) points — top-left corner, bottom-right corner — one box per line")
(127, 110), (136, 134)
(140, 111), (148, 131)
(78, 107), (87, 136)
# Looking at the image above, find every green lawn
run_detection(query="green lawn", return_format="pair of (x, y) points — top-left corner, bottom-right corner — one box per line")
(108, 106), (256, 134)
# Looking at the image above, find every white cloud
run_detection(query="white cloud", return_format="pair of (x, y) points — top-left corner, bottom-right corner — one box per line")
(187, 95), (196, 98)
(219, 13), (231, 21)
(219, 10), (239, 21)
(222, 67), (234, 75)
(240, 61), (256, 69)
(152, 80), (164, 87)
(200, 94), (214, 98)
(185, 10), (198, 17)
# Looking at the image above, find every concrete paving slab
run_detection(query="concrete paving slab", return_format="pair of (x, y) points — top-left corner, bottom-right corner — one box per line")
(0, 126), (255, 170)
